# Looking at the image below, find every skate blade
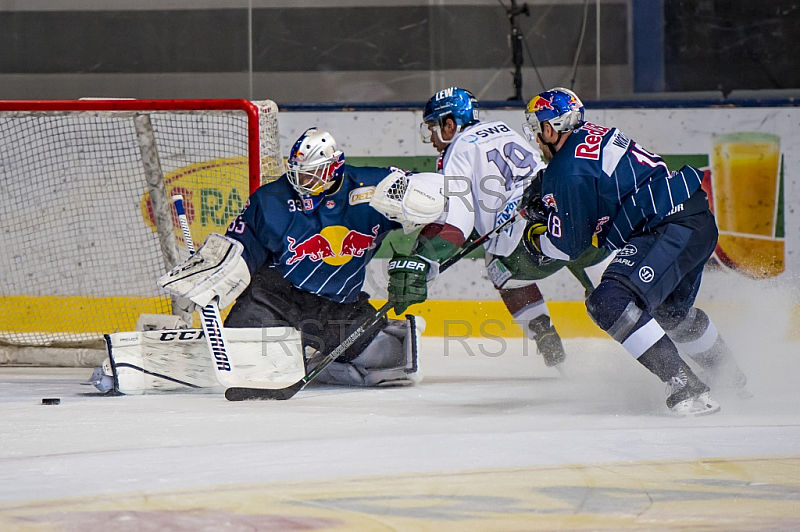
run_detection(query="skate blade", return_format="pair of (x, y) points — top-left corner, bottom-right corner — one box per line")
(669, 393), (721, 417)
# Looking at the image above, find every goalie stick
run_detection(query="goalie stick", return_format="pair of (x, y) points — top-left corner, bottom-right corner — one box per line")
(225, 204), (533, 401)
(172, 195), (239, 389)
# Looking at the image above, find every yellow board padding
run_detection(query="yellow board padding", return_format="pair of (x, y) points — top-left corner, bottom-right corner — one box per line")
(0, 296), (229, 334)
(374, 299), (606, 338)
(2, 295), (799, 340)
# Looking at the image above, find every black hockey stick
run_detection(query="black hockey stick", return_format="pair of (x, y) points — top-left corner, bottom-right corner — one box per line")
(225, 205), (531, 401)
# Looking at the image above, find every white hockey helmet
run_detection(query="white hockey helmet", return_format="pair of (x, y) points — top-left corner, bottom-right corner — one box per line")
(286, 128), (345, 197)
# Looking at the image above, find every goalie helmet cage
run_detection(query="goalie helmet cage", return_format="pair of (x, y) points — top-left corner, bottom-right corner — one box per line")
(0, 99), (284, 367)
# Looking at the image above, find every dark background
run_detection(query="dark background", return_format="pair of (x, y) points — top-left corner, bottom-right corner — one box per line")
(1, 1), (798, 102)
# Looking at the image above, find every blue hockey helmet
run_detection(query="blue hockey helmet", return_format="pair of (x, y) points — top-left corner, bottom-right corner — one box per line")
(286, 128), (345, 211)
(524, 87), (584, 139)
(420, 87), (480, 143)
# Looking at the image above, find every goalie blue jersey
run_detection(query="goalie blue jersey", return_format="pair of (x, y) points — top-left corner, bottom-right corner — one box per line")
(226, 165), (400, 304)
(541, 121), (704, 260)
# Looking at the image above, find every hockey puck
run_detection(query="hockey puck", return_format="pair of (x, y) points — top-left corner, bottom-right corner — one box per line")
(41, 398), (61, 405)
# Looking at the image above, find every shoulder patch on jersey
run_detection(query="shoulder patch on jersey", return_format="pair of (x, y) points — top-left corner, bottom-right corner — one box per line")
(542, 193), (557, 211)
(349, 186), (375, 205)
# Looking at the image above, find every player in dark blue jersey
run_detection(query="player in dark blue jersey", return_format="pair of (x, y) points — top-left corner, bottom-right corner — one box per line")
(522, 88), (747, 416)
(223, 128), (422, 387)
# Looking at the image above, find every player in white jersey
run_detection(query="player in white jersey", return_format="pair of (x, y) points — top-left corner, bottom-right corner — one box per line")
(383, 87), (609, 367)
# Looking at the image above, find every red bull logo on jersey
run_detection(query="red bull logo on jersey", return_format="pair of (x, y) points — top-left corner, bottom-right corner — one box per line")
(286, 234), (335, 265)
(285, 224), (380, 266)
(594, 215), (610, 235)
(341, 225), (380, 258)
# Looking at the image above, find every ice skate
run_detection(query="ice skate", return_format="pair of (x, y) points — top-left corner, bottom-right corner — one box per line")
(528, 314), (566, 367)
(82, 358), (115, 393)
(666, 366), (720, 417)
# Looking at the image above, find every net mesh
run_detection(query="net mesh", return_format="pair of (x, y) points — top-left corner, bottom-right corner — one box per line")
(0, 100), (281, 364)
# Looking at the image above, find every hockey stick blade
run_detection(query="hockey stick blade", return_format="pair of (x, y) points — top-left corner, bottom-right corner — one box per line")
(225, 381), (304, 401)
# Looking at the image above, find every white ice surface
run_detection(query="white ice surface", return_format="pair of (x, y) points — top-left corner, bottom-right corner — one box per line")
(2, 328), (799, 506)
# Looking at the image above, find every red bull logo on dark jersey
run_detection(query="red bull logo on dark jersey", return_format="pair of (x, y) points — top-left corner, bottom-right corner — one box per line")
(286, 234), (335, 265)
(341, 225), (380, 258)
(285, 224), (380, 266)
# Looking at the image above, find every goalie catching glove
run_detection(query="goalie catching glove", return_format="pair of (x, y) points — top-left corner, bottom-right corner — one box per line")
(370, 170), (446, 234)
(387, 254), (431, 314)
(157, 233), (251, 309)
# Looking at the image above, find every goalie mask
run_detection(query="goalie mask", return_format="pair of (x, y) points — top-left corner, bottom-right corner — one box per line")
(286, 128), (345, 212)
(420, 87), (480, 144)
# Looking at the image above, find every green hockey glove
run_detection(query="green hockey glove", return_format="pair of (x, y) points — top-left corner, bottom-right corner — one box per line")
(387, 254), (431, 314)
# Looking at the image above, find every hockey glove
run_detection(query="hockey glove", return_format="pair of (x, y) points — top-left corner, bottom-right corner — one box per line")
(520, 171), (549, 225)
(523, 220), (549, 260)
(387, 254), (431, 315)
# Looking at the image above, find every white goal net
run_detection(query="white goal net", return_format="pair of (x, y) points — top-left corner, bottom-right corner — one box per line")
(0, 99), (283, 366)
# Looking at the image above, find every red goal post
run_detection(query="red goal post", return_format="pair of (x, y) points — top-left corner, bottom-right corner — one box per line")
(0, 98), (283, 366)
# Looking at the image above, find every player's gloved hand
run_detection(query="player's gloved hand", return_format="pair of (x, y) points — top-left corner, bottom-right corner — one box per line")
(521, 170), (548, 225)
(387, 254), (431, 314)
(522, 220), (552, 266)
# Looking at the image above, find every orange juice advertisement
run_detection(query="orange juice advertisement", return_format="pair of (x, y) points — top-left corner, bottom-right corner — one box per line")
(705, 132), (785, 278)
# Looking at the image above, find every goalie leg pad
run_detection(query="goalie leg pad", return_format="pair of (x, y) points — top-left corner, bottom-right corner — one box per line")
(105, 326), (304, 395)
(136, 313), (190, 331)
(313, 315), (423, 387)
